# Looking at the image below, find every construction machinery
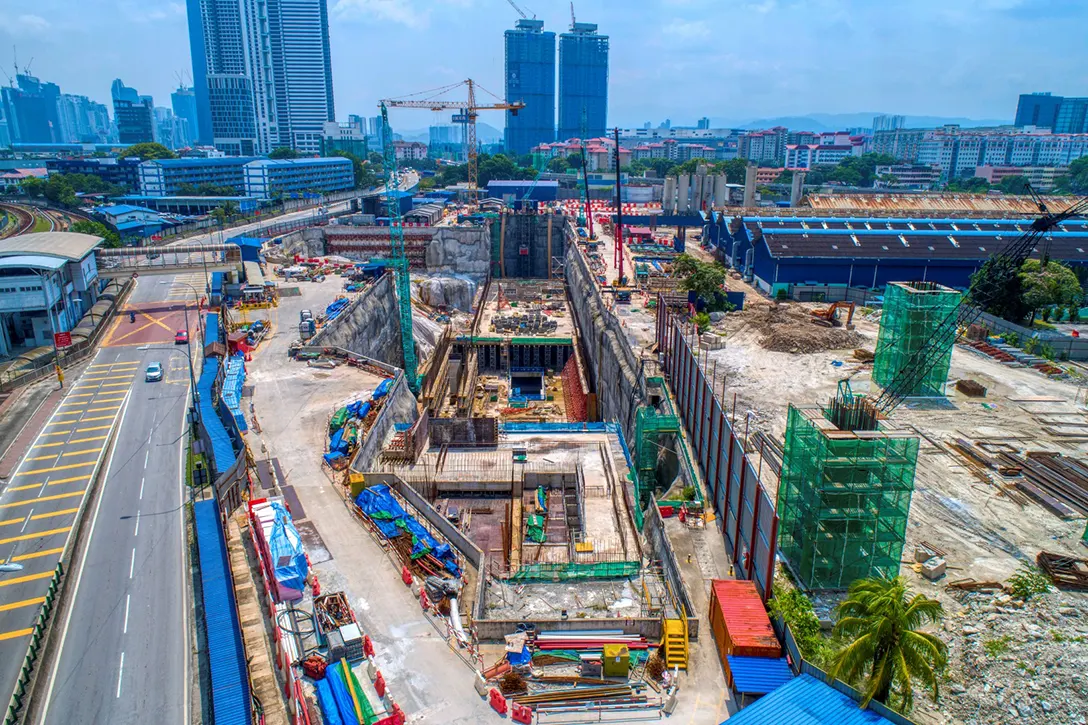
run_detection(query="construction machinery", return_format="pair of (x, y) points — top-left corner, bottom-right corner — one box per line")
(382, 80), (525, 201)
(809, 300), (856, 328)
(379, 102), (419, 393)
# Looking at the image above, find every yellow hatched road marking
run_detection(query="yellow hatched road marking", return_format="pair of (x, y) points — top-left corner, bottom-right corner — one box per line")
(1, 508), (79, 526)
(25, 454), (58, 462)
(68, 435), (108, 445)
(0, 597), (45, 613)
(33, 441), (65, 449)
(5, 475), (91, 493)
(84, 406), (121, 414)
(38, 430), (70, 437)
(0, 571), (54, 588)
(75, 424), (112, 433)
(61, 448), (102, 457)
(16, 461), (95, 476)
(87, 361), (138, 369)
(0, 491), (85, 509)
(73, 415), (115, 424)
(0, 629), (34, 641)
(0, 527), (71, 546)
(12, 548), (64, 562)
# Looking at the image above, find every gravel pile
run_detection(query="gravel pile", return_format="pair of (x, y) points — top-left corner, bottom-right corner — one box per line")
(914, 588), (1088, 725)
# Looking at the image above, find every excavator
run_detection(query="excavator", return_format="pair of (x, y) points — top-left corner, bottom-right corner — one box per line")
(809, 301), (856, 328)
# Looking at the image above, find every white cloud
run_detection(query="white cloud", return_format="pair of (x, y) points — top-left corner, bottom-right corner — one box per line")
(333, 0), (432, 28)
(15, 14), (50, 32)
(662, 19), (710, 40)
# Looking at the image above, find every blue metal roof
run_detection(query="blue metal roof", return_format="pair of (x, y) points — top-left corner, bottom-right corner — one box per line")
(727, 656), (794, 696)
(96, 204), (156, 216)
(246, 156), (351, 167)
(150, 156), (260, 167)
(0, 254), (66, 271)
(204, 311), (220, 346)
(722, 674), (898, 725)
(193, 499), (251, 724)
(196, 358), (235, 474)
(488, 180), (560, 188)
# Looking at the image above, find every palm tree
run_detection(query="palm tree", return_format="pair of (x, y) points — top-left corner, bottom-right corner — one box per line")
(828, 576), (947, 712)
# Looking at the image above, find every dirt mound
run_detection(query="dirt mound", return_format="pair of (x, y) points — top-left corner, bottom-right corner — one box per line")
(747, 303), (866, 354)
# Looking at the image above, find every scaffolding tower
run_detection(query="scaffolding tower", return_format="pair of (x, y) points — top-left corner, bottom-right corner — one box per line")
(873, 281), (962, 398)
(777, 403), (919, 590)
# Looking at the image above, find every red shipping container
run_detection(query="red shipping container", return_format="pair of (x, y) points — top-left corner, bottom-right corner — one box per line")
(708, 580), (781, 661)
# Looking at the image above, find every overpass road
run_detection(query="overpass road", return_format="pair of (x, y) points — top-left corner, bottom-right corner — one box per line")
(2, 273), (195, 725)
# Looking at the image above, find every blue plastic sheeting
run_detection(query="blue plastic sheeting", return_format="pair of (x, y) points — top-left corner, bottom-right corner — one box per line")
(325, 297), (351, 323)
(328, 427), (349, 456)
(507, 645), (532, 666)
(326, 661), (362, 725)
(193, 499), (251, 724)
(210, 271), (224, 294)
(315, 678), (344, 725)
(197, 358), (235, 475)
(221, 354), (247, 432)
(372, 378), (393, 399)
(726, 656), (794, 696)
(721, 674), (897, 725)
(266, 500), (308, 601)
(355, 485), (460, 576)
(204, 311), (221, 347)
(347, 400), (371, 419)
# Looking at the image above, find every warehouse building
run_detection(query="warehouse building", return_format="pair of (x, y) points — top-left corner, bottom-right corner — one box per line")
(716, 215), (1088, 295)
(138, 156), (353, 199)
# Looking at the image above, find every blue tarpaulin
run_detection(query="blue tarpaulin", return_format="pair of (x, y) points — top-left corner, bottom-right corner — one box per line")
(326, 661), (362, 725)
(204, 311), (221, 348)
(372, 378), (393, 399)
(221, 354), (247, 432)
(355, 485), (460, 576)
(196, 358), (235, 476)
(507, 645), (532, 667)
(315, 678), (344, 725)
(267, 501), (309, 601)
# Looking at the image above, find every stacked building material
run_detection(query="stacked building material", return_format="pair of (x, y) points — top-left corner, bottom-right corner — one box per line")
(999, 451), (1088, 518)
(533, 630), (651, 652)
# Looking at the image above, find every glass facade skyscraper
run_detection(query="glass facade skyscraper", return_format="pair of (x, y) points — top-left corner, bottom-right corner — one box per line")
(268, 0), (335, 154)
(1014, 92), (1063, 130)
(558, 22), (608, 141)
(505, 19), (555, 156)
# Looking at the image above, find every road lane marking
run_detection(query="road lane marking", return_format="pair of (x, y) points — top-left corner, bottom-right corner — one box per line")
(90, 396), (127, 403)
(139, 477), (144, 499)
(75, 424), (113, 433)
(0, 571), (54, 588)
(85, 406), (121, 414)
(11, 547), (63, 562)
(144, 451), (149, 469)
(68, 435), (109, 445)
(87, 362), (138, 369)
(72, 415), (116, 424)
(123, 594), (130, 634)
(16, 461), (96, 475)
(0, 527), (71, 546)
(96, 382), (132, 388)
(134, 510), (140, 537)
(0, 597), (45, 613)
(62, 393), (95, 399)
(32, 441), (67, 449)
(129, 548), (135, 578)
(62, 447), (104, 457)
(116, 652), (124, 698)
(38, 430), (70, 437)
(0, 628), (34, 641)
(26, 454), (60, 462)
(5, 475), (91, 492)
(0, 491), (85, 509)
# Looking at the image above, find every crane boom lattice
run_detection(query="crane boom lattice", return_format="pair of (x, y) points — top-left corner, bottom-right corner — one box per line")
(380, 102), (419, 393)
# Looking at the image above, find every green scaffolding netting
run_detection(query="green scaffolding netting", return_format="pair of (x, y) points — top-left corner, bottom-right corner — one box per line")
(776, 405), (919, 590)
(873, 281), (962, 398)
(510, 561), (641, 581)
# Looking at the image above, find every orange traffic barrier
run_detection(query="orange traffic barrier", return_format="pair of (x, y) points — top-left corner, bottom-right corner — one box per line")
(363, 634), (375, 658)
(374, 671), (386, 697)
(401, 565), (412, 586)
(512, 702), (533, 724)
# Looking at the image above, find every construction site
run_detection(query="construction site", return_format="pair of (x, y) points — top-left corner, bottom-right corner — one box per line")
(201, 102), (1088, 725)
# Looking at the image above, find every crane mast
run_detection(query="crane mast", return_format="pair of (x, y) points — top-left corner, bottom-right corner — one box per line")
(380, 102), (419, 393)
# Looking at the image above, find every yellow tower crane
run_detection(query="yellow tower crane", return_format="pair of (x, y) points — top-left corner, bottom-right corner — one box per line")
(382, 79), (525, 201)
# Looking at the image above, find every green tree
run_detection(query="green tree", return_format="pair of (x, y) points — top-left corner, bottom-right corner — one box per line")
(1054, 157), (1088, 195)
(876, 173), (900, 187)
(997, 175), (1031, 195)
(42, 175), (78, 207)
(680, 262), (726, 308)
(946, 176), (990, 193)
(671, 253), (700, 278)
(71, 219), (122, 248)
(117, 142), (176, 160)
(645, 158), (674, 178)
(547, 157), (569, 173)
(775, 169), (794, 185)
(1020, 259), (1084, 321)
(971, 255), (1030, 321)
(269, 146), (301, 159)
(565, 152), (584, 171)
(331, 150), (378, 189)
(829, 577), (947, 712)
(20, 177), (45, 198)
(368, 151), (384, 167)
(769, 583), (826, 664)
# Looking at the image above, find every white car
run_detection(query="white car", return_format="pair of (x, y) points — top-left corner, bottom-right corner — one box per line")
(145, 362), (164, 382)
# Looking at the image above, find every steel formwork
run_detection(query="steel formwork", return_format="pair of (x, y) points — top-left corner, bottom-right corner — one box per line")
(873, 281), (962, 398)
(777, 405), (919, 590)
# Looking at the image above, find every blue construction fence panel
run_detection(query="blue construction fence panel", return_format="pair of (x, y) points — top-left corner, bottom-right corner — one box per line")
(220, 355), (247, 432)
(193, 499), (251, 724)
(204, 311), (221, 349)
(196, 358), (235, 475)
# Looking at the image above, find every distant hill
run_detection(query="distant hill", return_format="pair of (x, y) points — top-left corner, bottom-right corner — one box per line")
(727, 112), (1010, 132)
(394, 121), (504, 145)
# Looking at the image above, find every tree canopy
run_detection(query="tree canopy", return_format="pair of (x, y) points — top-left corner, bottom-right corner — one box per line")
(997, 174), (1031, 195)
(970, 255), (1029, 321)
(176, 182), (238, 197)
(946, 176), (990, 193)
(331, 150), (378, 189)
(1020, 259), (1084, 317)
(71, 219), (122, 248)
(269, 147), (301, 159)
(117, 143), (176, 160)
(829, 576), (947, 713)
(1054, 157), (1088, 195)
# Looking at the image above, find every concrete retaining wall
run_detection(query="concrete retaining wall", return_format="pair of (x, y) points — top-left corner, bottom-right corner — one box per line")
(565, 242), (645, 442)
(308, 273), (403, 367)
(424, 227), (491, 275)
(354, 374), (419, 470)
(272, 227), (325, 259)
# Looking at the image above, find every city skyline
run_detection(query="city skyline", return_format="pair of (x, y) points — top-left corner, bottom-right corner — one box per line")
(3, 0), (1086, 131)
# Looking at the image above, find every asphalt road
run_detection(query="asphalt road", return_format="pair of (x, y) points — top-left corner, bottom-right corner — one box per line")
(35, 274), (194, 725)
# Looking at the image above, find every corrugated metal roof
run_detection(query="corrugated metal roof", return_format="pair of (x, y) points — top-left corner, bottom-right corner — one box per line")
(0, 232), (102, 261)
(204, 312), (220, 347)
(710, 580), (780, 653)
(193, 499), (251, 724)
(722, 674), (897, 725)
(726, 656), (794, 695)
(197, 358), (236, 473)
(0, 254), (67, 271)
(805, 193), (1068, 214)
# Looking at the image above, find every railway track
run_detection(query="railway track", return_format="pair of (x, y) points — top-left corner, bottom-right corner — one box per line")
(0, 203), (34, 238)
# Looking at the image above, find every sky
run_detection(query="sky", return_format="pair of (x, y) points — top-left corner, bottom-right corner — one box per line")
(0, 0), (1085, 129)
